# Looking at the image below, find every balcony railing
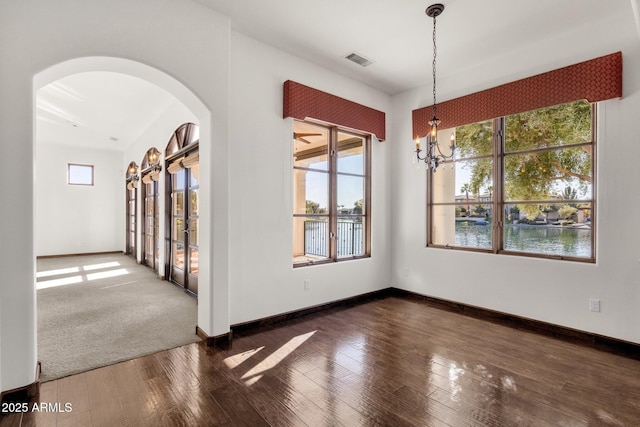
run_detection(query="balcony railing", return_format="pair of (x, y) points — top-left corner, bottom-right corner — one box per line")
(304, 220), (363, 257)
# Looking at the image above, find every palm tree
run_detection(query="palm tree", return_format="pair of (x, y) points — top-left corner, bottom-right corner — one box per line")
(486, 185), (494, 219)
(460, 183), (471, 215)
(562, 186), (578, 207)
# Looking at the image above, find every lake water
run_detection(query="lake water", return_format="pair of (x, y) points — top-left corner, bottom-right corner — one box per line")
(305, 220), (592, 258)
(455, 221), (592, 257)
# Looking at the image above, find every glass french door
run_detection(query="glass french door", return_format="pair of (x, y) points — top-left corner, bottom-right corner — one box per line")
(126, 184), (137, 257)
(168, 161), (199, 295)
(142, 178), (159, 269)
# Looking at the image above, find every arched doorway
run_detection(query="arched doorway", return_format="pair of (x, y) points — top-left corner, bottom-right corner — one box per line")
(31, 57), (219, 379)
(2, 1), (231, 392)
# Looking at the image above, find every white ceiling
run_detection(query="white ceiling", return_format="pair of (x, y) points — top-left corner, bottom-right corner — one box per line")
(36, 72), (180, 151)
(195, 0), (638, 96)
(35, 1), (639, 153)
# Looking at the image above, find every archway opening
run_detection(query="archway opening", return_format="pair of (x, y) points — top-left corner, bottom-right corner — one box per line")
(33, 57), (212, 380)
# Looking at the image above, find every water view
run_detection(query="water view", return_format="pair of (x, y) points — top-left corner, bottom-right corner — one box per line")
(455, 221), (591, 257)
(303, 220), (591, 259)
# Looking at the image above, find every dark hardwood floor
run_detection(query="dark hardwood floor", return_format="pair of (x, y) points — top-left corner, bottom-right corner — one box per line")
(2, 295), (640, 426)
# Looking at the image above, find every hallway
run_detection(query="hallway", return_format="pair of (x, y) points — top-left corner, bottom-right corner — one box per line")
(37, 253), (199, 381)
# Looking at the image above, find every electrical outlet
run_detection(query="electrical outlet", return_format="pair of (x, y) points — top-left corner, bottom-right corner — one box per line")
(304, 279), (310, 290)
(589, 298), (600, 312)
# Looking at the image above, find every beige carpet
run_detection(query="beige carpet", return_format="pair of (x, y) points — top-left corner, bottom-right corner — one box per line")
(37, 253), (200, 382)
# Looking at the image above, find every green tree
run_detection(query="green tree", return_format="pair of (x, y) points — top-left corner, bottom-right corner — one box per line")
(456, 100), (592, 219)
(456, 120), (493, 195)
(558, 204), (578, 220)
(353, 199), (363, 215)
(562, 186), (577, 200)
(306, 200), (326, 214)
(460, 183), (472, 214)
(561, 185), (578, 208)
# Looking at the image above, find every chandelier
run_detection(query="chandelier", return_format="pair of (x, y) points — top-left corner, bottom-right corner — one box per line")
(415, 3), (455, 171)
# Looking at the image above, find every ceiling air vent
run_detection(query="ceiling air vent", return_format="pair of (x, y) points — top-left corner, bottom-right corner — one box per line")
(345, 52), (373, 67)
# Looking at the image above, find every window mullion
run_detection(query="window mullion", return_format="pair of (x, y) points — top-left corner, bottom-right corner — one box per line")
(329, 127), (338, 260)
(364, 135), (372, 256)
(590, 103), (597, 260)
(494, 117), (505, 254)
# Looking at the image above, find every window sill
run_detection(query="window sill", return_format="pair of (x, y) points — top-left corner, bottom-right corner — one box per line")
(293, 254), (371, 268)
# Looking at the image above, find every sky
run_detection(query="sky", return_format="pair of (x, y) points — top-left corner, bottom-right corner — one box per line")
(68, 164), (93, 185)
(304, 155), (363, 210)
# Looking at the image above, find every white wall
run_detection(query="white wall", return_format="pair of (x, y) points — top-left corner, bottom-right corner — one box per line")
(35, 145), (123, 256)
(3, 0), (639, 398)
(390, 39), (640, 344)
(0, 0), (230, 393)
(228, 31), (392, 324)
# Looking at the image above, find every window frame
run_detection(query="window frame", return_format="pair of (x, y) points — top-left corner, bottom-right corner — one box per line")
(141, 176), (158, 269)
(293, 120), (371, 267)
(125, 161), (138, 257)
(427, 102), (596, 263)
(67, 163), (94, 186)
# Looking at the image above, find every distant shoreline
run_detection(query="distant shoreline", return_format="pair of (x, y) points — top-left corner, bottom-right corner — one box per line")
(455, 217), (591, 229)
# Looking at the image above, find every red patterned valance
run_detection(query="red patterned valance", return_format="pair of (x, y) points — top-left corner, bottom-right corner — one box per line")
(413, 51), (622, 138)
(283, 80), (386, 141)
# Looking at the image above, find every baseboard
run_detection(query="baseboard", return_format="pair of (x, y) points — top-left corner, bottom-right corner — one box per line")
(196, 326), (232, 349)
(231, 288), (392, 336)
(389, 288), (640, 360)
(1, 361), (41, 403)
(37, 251), (122, 259)
(197, 288), (390, 349)
(198, 287), (639, 360)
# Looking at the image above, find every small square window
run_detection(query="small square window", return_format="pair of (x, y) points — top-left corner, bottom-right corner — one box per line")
(68, 164), (94, 186)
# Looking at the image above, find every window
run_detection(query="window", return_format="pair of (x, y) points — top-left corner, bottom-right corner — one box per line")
(67, 163), (94, 186)
(429, 100), (595, 261)
(293, 120), (370, 266)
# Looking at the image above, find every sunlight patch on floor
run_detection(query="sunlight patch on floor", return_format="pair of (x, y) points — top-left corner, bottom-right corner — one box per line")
(86, 268), (128, 281)
(37, 275), (84, 289)
(82, 261), (121, 271)
(241, 330), (316, 385)
(244, 375), (263, 386)
(224, 346), (265, 369)
(36, 262), (129, 289)
(36, 267), (80, 278)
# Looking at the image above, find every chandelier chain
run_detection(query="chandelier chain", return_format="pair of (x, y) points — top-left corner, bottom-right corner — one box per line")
(432, 12), (437, 119)
(415, 4), (455, 171)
